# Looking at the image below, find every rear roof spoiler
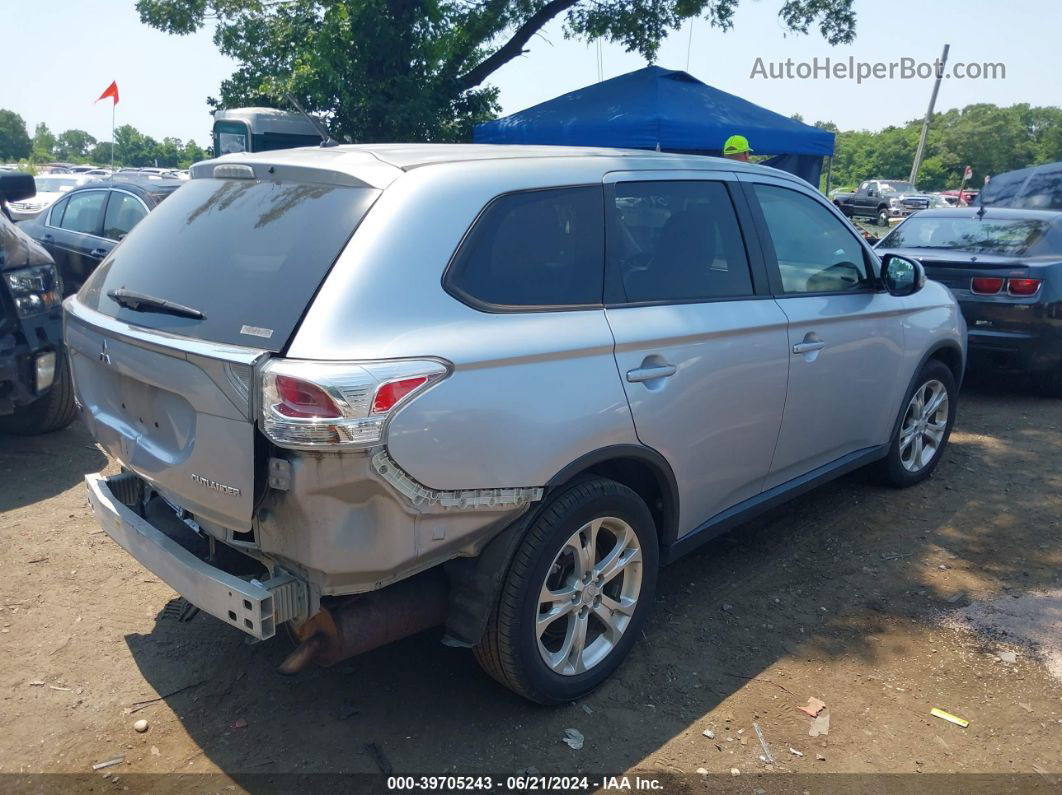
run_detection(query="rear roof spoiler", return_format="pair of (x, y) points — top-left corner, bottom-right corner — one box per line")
(190, 151), (401, 190)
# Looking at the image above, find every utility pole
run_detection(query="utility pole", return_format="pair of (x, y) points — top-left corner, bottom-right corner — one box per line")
(909, 43), (949, 187)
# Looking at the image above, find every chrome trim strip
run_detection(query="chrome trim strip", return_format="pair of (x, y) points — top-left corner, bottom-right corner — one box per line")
(63, 295), (268, 365)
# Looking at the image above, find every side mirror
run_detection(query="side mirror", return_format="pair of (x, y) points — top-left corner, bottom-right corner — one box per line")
(0, 173), (36, 203)
(881, 253), (925, 297)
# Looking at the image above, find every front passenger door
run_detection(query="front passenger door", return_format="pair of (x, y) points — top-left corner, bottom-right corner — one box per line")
(741, 178), (906, 488)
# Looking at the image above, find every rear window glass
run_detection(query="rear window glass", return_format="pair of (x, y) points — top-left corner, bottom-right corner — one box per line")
(79, 178), (379, 351)
(445, 186), (604, 308)
(879, 216), (1054, 256)
(60, 190), (106, 234)
(609, 181), (753, 303)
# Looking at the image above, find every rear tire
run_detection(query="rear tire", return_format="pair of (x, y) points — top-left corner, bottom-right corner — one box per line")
(474, 477), (658, 704)
(877, 360), (956, 487)
(0, 355), (78, 436)
(877, 208), (891, 227)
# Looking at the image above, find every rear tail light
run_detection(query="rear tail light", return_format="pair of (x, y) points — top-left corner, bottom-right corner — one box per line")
(260, 358), (449, 450)
(274, 375), (341, 419)
(970, 277), (1004, 295)
(1007, 278), (1041, 296)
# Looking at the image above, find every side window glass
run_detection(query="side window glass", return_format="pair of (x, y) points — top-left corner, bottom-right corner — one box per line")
(446, 186), (603, 307)
(58, 190), (106, 235)
(753, 183), (871, 294)
(47, 197), (69, 227)
(609, 181), (753, 303)
(103, 193), (148, 240)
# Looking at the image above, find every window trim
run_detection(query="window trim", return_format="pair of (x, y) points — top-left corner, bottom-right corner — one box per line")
(602, 176), (771, 308)
(52, 188), (109, 239)
(101, 189), (150, 241)
(45, 196), (69, 228)
(737, 179), (884, 299)
(441, 183), (607, 315)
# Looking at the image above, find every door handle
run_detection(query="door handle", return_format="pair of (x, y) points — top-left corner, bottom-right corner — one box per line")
(90, 248), (108, 258)
(41, 233), (53, 242)
(792, 340), (826, 354)
(626, 364), (677, 383)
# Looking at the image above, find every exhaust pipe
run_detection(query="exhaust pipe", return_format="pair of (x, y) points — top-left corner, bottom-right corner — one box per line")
(278, 568), (449, 674)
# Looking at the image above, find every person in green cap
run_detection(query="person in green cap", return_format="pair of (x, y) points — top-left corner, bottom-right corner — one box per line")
(723, 134), (752, 162)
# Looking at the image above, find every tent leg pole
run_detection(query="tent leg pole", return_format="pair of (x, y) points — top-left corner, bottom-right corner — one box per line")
(824, 155), (833, 195)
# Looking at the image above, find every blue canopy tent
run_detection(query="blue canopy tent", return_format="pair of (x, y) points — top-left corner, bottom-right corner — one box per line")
(474, 65), (835, 186)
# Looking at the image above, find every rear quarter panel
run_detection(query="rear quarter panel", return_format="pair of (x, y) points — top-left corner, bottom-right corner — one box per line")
(287, 159), (640, 490)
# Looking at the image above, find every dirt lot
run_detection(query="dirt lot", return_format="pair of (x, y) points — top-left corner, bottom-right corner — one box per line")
(1, 374), (1060, 791)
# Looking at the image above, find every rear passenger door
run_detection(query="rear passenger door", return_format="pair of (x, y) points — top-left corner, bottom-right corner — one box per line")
(37, 196), (70, 273)
(739, 176), (905, 488)
(49, 188), (109, 295)
(603, 173), (790, 537)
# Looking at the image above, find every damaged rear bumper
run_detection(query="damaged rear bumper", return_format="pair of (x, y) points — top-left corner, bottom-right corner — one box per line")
(85, 472), (308, 640)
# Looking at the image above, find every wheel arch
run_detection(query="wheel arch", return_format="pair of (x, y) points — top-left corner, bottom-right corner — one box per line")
(546, 444), (680, 545)
(926, 341), (965, 385)
(440, 444), (679, 649)
(887, 340), (965, 443)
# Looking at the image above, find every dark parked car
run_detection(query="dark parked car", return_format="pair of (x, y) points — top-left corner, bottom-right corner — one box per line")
(980, 161), (1062, 211)
(20, 178), (182, 296)
(0, 173), (76, 434)
(877, 207), (1062, 393)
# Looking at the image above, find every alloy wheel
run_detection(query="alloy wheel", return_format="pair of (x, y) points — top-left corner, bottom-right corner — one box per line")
(536, 517), (643, 676)
(899, 378), (949, 473)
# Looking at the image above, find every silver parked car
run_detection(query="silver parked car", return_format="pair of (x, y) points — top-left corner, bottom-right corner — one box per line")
(64, 145), (966, 703)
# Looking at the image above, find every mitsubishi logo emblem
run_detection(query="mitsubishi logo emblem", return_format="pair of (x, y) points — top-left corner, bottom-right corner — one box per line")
(98, 339), (112, 365)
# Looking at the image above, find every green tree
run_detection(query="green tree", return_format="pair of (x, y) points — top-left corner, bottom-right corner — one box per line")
(32, 122), (56, 161)
(54, 129), (98, 161)
(0, 109), (32, 161)
(137, 0), (858, 143)
(155, 136), (184, 168)
(178, 140), (208, 168)
(89, 140), (115, 165)
(113, 124), (159, 166)
(827, 104), (1062, 193)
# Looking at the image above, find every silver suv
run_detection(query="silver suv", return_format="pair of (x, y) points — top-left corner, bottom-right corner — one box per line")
(65, 145), (966, 703)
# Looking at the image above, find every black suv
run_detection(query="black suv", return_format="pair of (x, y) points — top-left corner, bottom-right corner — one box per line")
(0, 173), (76, 434)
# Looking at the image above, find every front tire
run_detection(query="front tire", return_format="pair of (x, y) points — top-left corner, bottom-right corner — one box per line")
(878, 360), (956, 487)
(474, 477), (658, 704)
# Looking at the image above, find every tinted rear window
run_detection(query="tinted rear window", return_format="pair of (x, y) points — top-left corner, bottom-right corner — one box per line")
(879, 216), (1054, 256)
(445, 186), (604, 309)
(79, 178), (379, 351)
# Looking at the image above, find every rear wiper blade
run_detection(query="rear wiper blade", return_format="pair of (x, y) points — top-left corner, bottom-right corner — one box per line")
(107, 288), (205, 320)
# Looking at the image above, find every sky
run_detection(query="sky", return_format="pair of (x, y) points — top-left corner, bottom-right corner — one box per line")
(4, 0), (1060, 148)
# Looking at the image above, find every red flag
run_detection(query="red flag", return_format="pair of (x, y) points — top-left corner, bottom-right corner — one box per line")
(96, 81), (119, 105)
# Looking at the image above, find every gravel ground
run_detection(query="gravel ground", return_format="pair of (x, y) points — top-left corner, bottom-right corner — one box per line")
(0, 373), (1060, 791)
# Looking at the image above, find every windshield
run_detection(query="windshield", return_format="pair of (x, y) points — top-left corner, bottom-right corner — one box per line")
(34, 177), (79, 193)
(880, 216), (1055, 256)
(878, 182), (915, 193)
(78, 178), (379, 351)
